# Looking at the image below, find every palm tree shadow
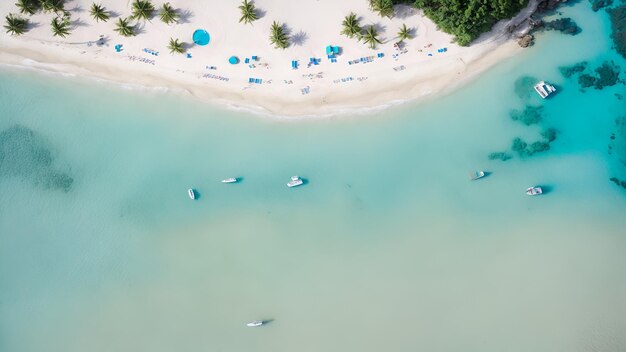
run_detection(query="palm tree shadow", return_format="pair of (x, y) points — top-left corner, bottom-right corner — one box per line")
(70, 5), (84, 13)
(27, 22), (41, 30)
(394, 4), (417, 19)
(71, 18), (90, 28)
(291, 30), (308, 46)
(109, 11), (121, 19)
(255, 8), (266, 20)
(133, 22), (147, 35)
(178, 9), (194, 24)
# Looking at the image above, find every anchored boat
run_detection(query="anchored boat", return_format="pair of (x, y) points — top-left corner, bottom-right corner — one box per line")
(246, 320), (264, 327)
(469, 171), (486, 180)
(221, 178), (238, 183)
(534, 81), (556, 99)
(188, 188), (196, 200)
(526, 186), (543, 196)
(287, 176), (304, 188)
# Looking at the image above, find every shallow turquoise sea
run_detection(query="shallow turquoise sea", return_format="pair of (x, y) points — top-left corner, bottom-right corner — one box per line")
(1, 2), (626, 351)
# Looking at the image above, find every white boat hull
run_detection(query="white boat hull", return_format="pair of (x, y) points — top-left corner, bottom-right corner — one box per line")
(526, 187), (543, 196)
(246, 320), (264, 327)
(222, 178), (238, 183)
(188, 189), (196, 200)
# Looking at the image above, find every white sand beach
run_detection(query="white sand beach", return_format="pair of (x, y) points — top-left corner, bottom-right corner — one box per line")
(0, 0), (537, 117)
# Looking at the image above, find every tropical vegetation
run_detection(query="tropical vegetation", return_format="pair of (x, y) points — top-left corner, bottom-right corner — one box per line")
(159, 2), (179, 24)
(269, 21), (289, 49)
(40, 0), (65, 14)
(131, 0), (155, 21)
(238, 0), (258, 24)
(51, 15), (70, 37)
(4, 13), (29, 36)
(114, 17), (135, 36)
(411, 0), (530, 46)
(361, 25), (382, 49)
(340, 12), (361, 39)
(15, 0), (39, 15)
(89, 3), (110, 22)
(167, 37), (185, 54)
(397, 23), (411, 41)
(369, 0), (394, 18)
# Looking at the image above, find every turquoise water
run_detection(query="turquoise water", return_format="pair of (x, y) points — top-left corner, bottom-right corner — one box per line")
(1, 2), (626, 351)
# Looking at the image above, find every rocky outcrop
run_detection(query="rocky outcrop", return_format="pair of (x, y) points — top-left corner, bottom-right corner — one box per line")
(518, 34), (535, 47)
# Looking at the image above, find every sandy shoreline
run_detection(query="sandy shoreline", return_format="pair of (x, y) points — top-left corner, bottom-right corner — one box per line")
(0, 0), (536, 117)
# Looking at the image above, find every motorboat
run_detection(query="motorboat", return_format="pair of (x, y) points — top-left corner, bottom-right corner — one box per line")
(526, 186), (543, 196)
(534, 81), (556, 99)
(469, 171), (486, 180)
(246, 320), (264, 327)
(188, 188), (196, 200)
(221, 178), (238, 183)
(287, 176), (304, 188)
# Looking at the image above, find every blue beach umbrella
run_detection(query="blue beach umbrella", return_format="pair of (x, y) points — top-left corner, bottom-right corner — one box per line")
(229, 56), (239, 64)
(193, 29), (210, 46)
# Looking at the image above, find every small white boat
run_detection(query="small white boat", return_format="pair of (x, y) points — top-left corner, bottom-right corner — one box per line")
(188, 188), (196, 200)
(534, 81), (556, 99)
(526, 186), (543, 196)
(287, 176), (304, 188)
(246, 320), (264, 327)
(469, 171), (486, 180)
(221, 178), (238, 183)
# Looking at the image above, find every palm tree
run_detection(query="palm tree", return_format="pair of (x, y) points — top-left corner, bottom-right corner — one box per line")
(89, 3), (110, 22)
(397, 23), (412, 42)
(114, 17), (135, 36)
(167, 37), (185, 54)
(361, 25), (382, 49)
(238, 0), (258, 24)
(131, 0), (155, 21)
(369, 0), (394, 18)
(51, 15), (70, 37)
(40, 0), (65, 14)
(159, 2), (179, 25)
(340, 12), (361, 39)
(269, 21), (289, 49)
(4, 14), (29, 36)
(15, 0), (39, 15)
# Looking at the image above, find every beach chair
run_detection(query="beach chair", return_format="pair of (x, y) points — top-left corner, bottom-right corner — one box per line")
(252, 56), (258, 61)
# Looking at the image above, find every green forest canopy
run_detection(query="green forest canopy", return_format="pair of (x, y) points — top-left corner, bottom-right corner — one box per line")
(392, 0), (529, 46)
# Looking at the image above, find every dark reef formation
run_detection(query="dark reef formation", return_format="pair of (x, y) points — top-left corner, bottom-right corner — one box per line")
(608, 5), (626, 60)
(559, 62), (588, 78)
(560, 60), (623, 90)
(488, 152), (513, 161)
(544, 18), (581, 35)
(511, 105), (544, 126)
(514, 76), (539, 100)
(589, 0), (613, 12)
(0, 125), (73, 192)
